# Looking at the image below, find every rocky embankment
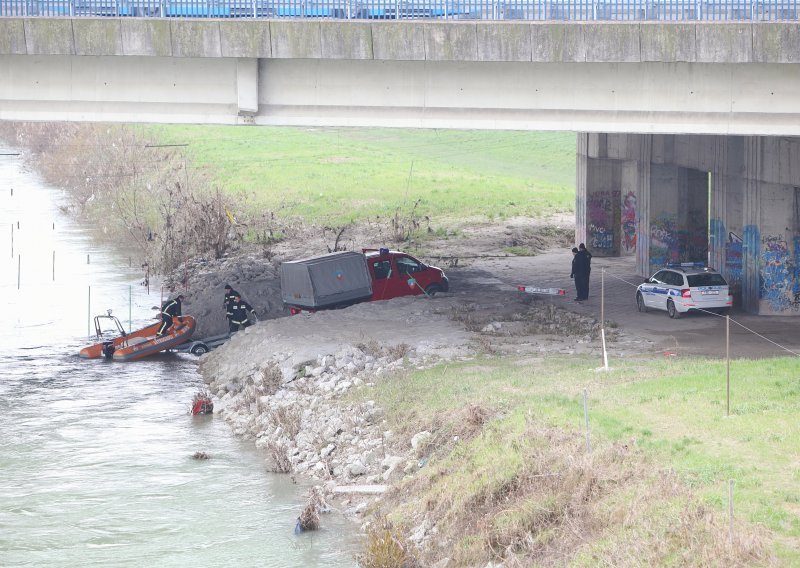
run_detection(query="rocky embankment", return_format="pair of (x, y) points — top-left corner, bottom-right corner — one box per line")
(197, 296), (473, 515)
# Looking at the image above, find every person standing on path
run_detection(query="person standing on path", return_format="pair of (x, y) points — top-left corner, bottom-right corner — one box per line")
(576, 243), (592, 300)
(229, 294), (257, 333)
(570, 247), (583, 301)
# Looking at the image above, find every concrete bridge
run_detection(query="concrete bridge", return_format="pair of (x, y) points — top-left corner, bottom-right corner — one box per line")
(2, 18), (800, 315)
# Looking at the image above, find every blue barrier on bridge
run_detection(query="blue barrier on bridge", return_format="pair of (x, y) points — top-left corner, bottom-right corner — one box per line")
(0, 0), (796, 19)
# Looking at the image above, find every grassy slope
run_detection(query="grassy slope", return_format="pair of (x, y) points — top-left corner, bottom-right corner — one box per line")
(370, 355), (798, 564)
(141, 126), (576, 225)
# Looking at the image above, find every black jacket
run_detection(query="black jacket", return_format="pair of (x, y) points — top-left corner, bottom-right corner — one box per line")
(224, 288), (240, 315)
(572, 253), (590, 277)
(162, 298), (182, 318)
(229, 300), (255, 324)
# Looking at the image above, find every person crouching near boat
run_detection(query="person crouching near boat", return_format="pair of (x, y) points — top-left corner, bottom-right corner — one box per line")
(157, 294), (184, 337)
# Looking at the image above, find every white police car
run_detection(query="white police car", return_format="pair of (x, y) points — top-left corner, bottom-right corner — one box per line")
(636, 263), (732, 318)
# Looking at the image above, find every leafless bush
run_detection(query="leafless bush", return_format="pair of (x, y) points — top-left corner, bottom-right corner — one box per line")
(358, 519), (419, 568)
(192, 451), (210, 460)
(390, 199), (422, 243)
(386, 343), (410, 361)
(324, 224), (351, 252)
(268, 405), (302, 442)
(297, 486), (327, 532)
(464, 404), (492, 429)
(449, 305), (484, 332)
(267, 439), (292, 473)
(0, 122), (245, 275)
(258, 362), (284, 395)
(355, 341), (411, 361)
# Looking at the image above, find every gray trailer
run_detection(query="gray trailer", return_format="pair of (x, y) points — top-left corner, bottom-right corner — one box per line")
(281, 251), (373, 310)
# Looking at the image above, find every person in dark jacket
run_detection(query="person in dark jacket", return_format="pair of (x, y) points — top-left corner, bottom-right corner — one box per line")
(569, 247), (581, 300)
(576, 243), (592, 300)
(223, 284), (240, 328)
(157, 294), (184, 337)
(229, 294), (257, 333)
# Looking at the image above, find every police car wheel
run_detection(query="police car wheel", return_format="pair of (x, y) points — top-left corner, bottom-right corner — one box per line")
(190, 344), (209, 356)
(636, 292), (648, 313)
(667, 300), (680, 319)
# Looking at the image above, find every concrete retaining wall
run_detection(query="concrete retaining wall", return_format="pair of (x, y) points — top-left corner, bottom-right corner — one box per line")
(1, 19), (799, 63)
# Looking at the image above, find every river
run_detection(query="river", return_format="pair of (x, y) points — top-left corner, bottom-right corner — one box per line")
(0, 152), (358, 567)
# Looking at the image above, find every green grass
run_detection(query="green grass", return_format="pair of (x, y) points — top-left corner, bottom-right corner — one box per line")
(140, 125), (576, 225)
(371, 355), (800, 563)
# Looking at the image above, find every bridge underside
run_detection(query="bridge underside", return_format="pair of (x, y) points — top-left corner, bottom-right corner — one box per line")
(578, 133), (800, 316)
(1, 55), (800, 136)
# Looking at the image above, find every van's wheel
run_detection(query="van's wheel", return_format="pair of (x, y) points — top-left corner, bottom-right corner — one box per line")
(636, 292), (648, 313)
(425, 284), (443, 297)
(190, 344), (209, 356)
(667, 300), (681, 319)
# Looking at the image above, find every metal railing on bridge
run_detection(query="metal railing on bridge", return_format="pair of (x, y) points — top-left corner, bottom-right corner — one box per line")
(1, 0), (796, 20)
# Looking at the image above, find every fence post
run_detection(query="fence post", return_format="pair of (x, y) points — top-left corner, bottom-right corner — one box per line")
(583, 388), (591, 452)
(726, 314), (730, 416)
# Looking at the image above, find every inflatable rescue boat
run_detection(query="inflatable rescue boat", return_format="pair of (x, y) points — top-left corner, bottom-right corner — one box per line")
(80, 314), (196, 362)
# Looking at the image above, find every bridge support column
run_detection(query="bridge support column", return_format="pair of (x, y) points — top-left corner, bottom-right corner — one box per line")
(577, 133), (622, 257)
(236, 58), (259, 120)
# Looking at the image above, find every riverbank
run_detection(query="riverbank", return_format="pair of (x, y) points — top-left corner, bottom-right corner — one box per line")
(196, 264), (779, 565)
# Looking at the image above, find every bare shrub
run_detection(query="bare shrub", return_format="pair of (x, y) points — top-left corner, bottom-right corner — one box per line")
(390, 199), (422, 243)
(386, 343), (410, 361)
(358, 520), (419, 568)
(449, 305), (484, 332)
(258, 362), (284, 395)
(297, 486), (327, 532)
(324, 224), (351, 252)
(268, 405), (302, 441)
(464, 404), (492, 429)
(355, 341), (411, 362)
(474, 336), (498, 355)
(267, 439), (292, 473)
(192, 451), (210, 460)
(356, 339), (384, 358)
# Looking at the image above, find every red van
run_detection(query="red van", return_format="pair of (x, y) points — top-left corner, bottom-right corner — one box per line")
(363, 248), (449, 300)
(281, 248), (449, 314)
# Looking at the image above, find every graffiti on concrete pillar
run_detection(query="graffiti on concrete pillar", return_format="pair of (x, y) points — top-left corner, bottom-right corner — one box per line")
(649, 214), (679, 268)
(587, 190), (619, 252)
(725, 231), (743, 294)
(760, 234), (792, 312)
(621, 191), (637, 253)
(794, 236), (800, 310)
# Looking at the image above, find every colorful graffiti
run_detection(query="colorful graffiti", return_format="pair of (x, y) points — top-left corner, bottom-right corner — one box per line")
(725, 231), (743, 293)
(587, 190), (619, 252)
(621, 191), (637, 253)
(649, 214), (680, 269)
(760, 234), (793, 312)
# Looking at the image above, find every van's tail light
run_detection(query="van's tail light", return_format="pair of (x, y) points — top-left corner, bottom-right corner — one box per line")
(681, 289), (692, 298)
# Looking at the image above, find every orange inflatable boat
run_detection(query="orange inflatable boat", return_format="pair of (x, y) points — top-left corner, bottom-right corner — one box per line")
(80, 314), (196, 362)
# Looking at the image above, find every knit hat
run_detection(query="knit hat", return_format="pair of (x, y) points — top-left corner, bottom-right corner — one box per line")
(224, 284), (232, 290)
(571, 247), (579, 253)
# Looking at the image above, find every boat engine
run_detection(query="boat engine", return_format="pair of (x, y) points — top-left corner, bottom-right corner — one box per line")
(101, 341), (116, 359)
